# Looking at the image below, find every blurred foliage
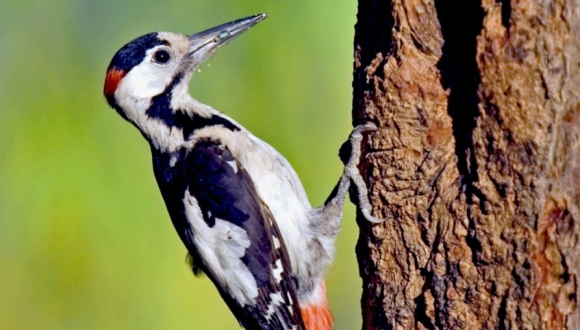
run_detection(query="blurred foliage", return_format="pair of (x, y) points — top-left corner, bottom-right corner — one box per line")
(0, 0), (360, 329)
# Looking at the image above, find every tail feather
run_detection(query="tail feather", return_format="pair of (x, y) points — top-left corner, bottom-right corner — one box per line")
(299, 282), (333, 330)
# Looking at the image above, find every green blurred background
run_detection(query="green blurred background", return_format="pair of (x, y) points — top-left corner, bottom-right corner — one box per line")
(0, 1), (361, 329)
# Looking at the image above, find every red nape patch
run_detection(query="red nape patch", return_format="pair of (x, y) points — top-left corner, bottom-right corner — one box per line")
(300, 282), (333, 330)
(104, 68), (125, 97)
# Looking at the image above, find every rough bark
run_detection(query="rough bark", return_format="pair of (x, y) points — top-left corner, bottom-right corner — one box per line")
(353, 1), (580, 329)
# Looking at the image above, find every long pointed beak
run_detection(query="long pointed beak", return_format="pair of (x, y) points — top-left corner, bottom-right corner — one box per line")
(186, 13), (266, 66)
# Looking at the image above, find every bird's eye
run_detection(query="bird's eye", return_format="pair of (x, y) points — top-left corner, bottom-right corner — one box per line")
(153, 49), (172, 65)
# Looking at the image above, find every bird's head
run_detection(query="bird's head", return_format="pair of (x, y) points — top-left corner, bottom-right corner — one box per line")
(103, 14), (266, 124)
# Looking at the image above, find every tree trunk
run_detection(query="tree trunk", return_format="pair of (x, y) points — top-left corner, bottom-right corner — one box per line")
(353, 0), (580, 329)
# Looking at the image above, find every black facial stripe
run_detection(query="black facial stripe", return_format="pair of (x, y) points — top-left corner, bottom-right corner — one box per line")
(146, 74), (240, 138)
(177, 113), (240, 139)
(107, 32), (167, 73)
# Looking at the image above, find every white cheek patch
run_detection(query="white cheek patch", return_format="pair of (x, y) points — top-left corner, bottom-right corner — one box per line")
(183, 192), (258, 305)
(116, 60), (175, 100)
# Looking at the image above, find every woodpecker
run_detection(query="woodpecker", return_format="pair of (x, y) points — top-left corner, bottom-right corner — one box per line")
(103, 13), (381, 330)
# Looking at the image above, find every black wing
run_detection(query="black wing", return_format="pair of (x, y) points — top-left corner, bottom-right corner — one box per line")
(152, 138), (304, 330)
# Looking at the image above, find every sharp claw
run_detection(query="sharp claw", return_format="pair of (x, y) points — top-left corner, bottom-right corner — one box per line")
(355, 123), (378, 133)
(362, 209), (386, 224)
(349, 123), (378, 140)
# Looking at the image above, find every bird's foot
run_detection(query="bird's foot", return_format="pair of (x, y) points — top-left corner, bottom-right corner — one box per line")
(344, 123), (385, 224)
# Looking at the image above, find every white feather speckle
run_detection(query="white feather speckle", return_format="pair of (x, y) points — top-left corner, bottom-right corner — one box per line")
(169, 155), (178, 167)
(265, 292), (284, 319)
(272, 258), (283, 283)
(273, 235), (281, 249)
(226, 160), (238, 173)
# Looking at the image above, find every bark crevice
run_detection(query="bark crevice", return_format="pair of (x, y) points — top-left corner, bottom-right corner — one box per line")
(434, 0), (484, 190)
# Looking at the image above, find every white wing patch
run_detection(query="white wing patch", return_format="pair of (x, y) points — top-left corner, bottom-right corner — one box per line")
(183, 192), (258, 305)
